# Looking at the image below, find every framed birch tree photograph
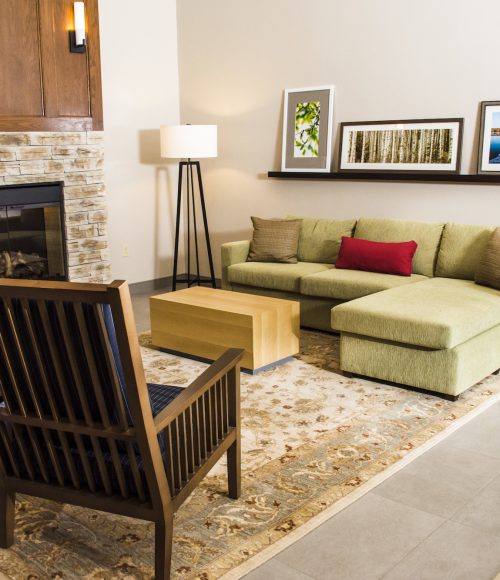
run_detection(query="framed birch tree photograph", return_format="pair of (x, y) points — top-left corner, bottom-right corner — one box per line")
(281, 85), (335, 172)
(477, 101), (500, 174)
(339, 118), (463, 174)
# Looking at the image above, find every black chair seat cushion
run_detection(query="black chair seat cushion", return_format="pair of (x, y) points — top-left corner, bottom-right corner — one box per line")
(148, 383), (183, 416)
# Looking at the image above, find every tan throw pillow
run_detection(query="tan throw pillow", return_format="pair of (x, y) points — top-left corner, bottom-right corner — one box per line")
(247, 217), (302, 263)
(475, 227), (500, 290)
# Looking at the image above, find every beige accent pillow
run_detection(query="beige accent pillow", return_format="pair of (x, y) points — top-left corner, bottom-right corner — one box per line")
(475, 227), (500, 290)
(247, 217), (302, 263)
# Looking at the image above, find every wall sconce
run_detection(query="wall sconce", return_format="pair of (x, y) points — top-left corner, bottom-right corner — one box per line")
(69, 2), (86, 53)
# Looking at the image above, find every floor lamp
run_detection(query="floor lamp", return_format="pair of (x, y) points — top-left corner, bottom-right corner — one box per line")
(160, 124), (217, 291)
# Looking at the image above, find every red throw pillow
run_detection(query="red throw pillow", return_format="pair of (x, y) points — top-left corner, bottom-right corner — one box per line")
(335, 237), (418, 276)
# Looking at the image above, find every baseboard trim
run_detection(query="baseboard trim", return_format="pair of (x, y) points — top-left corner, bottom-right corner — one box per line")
(129, 274), (221, 295)
(129, 276), (171, 295)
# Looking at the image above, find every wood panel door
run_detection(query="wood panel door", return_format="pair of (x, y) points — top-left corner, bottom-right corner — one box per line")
(0, 0), (44, 118)
(39, 0), (91, 118)
(0, 0), (103, 132)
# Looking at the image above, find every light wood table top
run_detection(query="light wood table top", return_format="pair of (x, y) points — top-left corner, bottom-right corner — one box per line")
(150, 287), (300, 373)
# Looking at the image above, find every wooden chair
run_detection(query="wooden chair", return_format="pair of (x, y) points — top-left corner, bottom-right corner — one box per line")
(0, 279), (244, 579)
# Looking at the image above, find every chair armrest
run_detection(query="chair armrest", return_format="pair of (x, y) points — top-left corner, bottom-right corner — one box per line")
(221, 240), (250, 290)
(153, 348), (244, 433)
(154, 348), (244, 505)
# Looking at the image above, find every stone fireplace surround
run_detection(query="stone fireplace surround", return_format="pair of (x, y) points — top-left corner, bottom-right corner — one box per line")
(0, 131), (111, 283)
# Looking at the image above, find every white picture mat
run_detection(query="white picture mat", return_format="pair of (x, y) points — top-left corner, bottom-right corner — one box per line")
(340, 121), (461, 171)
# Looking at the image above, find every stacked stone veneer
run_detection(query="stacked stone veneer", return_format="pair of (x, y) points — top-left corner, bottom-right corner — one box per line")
(0, 131), (111, 283)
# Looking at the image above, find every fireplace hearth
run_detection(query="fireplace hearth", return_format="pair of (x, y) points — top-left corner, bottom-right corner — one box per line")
(0, 182), (67, 281)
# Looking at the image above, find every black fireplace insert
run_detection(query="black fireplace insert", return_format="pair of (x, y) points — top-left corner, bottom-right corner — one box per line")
(0, 181), (68, 280)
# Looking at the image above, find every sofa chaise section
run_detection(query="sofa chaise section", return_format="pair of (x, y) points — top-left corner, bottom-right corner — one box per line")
(331, 278), (500, 350)
(331, 278), (500, 398)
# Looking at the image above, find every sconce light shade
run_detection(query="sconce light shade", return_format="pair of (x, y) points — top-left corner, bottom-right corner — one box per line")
(70, 2), (86, 53)
(160, 125), (217, 159)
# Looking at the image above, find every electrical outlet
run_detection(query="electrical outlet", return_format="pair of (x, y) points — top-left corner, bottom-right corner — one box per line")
(122, 243), (129, 257)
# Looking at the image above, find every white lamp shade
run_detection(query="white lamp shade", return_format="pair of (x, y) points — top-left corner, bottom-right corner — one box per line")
(160, 125), (217, 159)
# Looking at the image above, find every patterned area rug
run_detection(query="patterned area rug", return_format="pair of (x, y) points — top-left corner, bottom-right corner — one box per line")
(1, 330), (500, 579)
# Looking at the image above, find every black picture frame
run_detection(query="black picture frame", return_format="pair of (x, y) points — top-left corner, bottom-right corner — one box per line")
(477, 101), (500, 174)
(338, 118), (464, 174)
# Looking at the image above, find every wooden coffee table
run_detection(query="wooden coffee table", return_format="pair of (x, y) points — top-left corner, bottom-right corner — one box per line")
(150, 287), (300, 373)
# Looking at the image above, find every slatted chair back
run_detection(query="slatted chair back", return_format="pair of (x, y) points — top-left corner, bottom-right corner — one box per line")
(0, 279), (174, 514)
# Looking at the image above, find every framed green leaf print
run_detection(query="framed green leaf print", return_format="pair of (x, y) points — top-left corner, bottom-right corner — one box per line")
(281, 85), (335, 172)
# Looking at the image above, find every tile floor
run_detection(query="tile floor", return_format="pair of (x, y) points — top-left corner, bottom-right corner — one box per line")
(132, 288), (500, 580)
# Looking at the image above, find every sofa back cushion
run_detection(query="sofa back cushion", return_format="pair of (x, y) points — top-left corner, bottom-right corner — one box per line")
(436, 222), (496, 280)
(475, 227), (500, 290)
(287, 216), (356, 264)
(354, 218), (444, 277)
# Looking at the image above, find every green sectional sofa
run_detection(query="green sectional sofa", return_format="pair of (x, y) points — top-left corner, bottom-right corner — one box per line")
(221, 217), (500, 399)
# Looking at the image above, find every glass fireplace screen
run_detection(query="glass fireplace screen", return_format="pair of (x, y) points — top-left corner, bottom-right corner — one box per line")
(0, 182), (67, 280)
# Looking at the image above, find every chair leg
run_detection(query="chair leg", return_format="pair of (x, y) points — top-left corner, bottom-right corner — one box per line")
(155, 516), (174, 580)
(0, 489), (15, 549)
(227, 439), (241, 499)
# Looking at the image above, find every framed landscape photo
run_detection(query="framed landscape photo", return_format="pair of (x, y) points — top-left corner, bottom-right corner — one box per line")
(477, 101), (500, 174)
(281, 85), (335, 172)
(339, 118), (464, 174)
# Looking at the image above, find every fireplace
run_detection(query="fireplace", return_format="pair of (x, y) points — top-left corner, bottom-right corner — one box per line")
(0, 181), (68, 280)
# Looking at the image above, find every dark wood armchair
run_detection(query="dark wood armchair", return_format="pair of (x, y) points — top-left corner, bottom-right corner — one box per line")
(0, 279), (243, 579)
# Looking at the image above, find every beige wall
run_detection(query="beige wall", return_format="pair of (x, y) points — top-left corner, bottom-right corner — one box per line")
(177, 0), (500, 276)
(99, 0), (181, 284)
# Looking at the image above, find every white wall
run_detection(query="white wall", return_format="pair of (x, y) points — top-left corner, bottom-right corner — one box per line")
(99, 0), (181, 283)
(177, 0), (500, 276)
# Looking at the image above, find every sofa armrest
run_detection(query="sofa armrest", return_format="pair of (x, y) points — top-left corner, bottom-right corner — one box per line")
(221, 240), (250, 290)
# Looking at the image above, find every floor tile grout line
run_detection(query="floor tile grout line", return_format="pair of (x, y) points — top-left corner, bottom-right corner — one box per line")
(273, 494), (447, 580)
(444, 439), (500, 462)
(371, 453), (500, 523)
(448, 468), (500, 523)
(379, 516), (451, 580)
(446, 514), (500, 540)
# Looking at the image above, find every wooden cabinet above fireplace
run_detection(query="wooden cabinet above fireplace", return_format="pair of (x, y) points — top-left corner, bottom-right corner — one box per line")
(0, 0), (102, 132)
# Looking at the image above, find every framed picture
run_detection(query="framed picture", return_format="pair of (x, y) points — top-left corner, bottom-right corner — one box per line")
(281, 85), (335, 172)
(339, 118), (463, 174)
(477, 101), (500, 174)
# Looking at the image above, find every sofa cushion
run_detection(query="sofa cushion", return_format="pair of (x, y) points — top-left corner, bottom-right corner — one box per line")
(354, 218), (444, 277)
(436, 222), (495, 280)
(476, 227), (500, 290)
(331, 277), (500, 349)
(247, 217), (302, 263)
(301, 267), (427, 300)
(335, 237), (418, 276)
(287, 215), (356, 264)
(228, 261), (332, 293)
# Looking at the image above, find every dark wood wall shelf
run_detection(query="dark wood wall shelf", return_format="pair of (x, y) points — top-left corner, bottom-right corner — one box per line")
(268, 171), (500, 184)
